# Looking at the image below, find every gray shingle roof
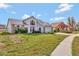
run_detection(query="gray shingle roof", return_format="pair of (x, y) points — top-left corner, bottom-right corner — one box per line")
(7, 16), (51, 27)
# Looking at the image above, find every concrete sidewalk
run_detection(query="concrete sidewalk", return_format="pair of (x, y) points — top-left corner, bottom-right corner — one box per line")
(51, 35), (75, 56)
(55, 32), (73, 35)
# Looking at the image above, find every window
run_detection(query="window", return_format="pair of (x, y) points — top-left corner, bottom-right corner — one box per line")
(30, 20), (35, 25)
(17, 25), (20, 27)
(39, 27), (41, 32)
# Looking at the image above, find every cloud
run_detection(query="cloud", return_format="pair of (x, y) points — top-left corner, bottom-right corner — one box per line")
(54, 17), (65, 21)
(50, 18), (53, 21)
(55, 3), (74, 13)
(31, 12), (41, 18)
(22, 14), (30, 19)
(32, 12), (36, 15)
(50, 17), (65, 21)
(11, 11), (16, 14)
(0, 3), (10, 9)
(37, 14), (41, 17)
(22, 13), (41, 19)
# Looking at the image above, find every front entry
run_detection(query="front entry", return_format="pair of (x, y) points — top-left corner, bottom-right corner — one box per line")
(39, 27), (41, 33)
(30, 27), (35, 33)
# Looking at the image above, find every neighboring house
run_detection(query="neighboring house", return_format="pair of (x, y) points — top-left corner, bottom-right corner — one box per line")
(0, 25), (5, 32)
(51, 22), (67, 31)
(76, 22), (79, 30)
(51, 21), (77, 32)
(7, 16), (52, 33)
(65, 25), (73, 31)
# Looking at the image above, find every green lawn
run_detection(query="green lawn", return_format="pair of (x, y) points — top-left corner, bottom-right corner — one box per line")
(72, 37), (79, 56)
(0, 34), (66, 56)
(72, 31), (79, 34)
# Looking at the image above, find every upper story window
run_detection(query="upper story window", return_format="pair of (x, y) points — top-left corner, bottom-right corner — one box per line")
(30, 20), (35, 25)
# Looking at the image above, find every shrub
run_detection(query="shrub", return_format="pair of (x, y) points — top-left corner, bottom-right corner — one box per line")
(15, 28), (28, 34)
(63, 30), (72, 33)
(48, 31), (54, 34)
(0, 31), (11, 35)
(54, 28), (60, 32)
(15, 28), (18, 33)
(32, 31), (41, 33)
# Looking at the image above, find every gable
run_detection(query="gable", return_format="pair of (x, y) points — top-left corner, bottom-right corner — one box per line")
(23, 16), (51, 27)
(23, 16), (37, 25)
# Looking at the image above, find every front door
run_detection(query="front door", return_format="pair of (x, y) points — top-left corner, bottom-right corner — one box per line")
(39, 27), (41, 33)
(30, 27), (35, 33)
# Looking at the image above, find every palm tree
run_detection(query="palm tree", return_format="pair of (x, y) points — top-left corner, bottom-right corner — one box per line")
(67, 17), (71, 25)
(67, 16), (76, 31)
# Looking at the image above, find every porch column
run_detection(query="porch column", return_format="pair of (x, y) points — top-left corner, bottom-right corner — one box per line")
(28, 27), (30, 33)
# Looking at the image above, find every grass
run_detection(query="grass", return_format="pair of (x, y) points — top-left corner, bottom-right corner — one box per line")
(0, 34), (67, 56)
(72, 31), (79, 34)
(72, 37), (79, 56)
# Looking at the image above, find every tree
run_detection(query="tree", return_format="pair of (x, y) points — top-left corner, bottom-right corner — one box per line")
(67, 16), (76, 31)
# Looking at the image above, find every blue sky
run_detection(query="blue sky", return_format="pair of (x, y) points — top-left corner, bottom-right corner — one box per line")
(0, 3), (79, 25)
